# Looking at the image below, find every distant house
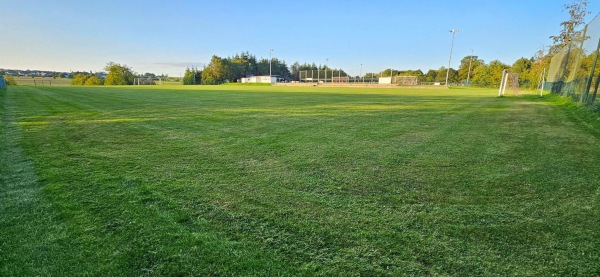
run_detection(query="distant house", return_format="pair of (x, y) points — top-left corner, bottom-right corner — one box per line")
(241, 75), (278, 84)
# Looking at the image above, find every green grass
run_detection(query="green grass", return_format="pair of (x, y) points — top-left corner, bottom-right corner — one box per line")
(1, 85), (599, 275)
(223, 82), (272, 86)
(160, 80), (182, 86)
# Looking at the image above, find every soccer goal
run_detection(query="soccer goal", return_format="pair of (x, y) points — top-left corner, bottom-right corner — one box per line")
(393, 76), (418, 85)
(133, 77), (160, 85)
(498, 69), (520, 96)
(332, 76), (350, 83)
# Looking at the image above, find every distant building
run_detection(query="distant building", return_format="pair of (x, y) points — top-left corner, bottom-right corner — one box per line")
(378, 77), (392, 84)
(241, 75), (278, 84)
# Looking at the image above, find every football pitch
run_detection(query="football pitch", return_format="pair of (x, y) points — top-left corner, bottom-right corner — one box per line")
(1, 85), (599, 275)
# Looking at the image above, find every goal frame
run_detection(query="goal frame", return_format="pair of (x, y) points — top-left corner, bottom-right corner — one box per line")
(498, 69), (520, 96)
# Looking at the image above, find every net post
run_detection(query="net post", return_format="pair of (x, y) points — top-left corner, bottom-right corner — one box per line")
(502, 72), (509, 96)
(584, 37), (600, 103)
(498, 69), (506, 97)
(540, 68), (546, 97)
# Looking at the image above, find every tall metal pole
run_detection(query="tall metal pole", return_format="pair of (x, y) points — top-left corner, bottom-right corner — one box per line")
(360, 64), (363, 83)
(269, 49), (273, 80)
(445, 29), (459, 86)
(467, 48), (473, 85)
(325, 58), (328, 83)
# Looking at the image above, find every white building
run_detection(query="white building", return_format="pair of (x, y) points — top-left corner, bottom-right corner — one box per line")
(241, 75), (277, 84)
(378, 77), (392, 84)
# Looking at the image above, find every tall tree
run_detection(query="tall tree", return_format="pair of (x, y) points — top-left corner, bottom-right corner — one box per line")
(550, 0), (590, 50)
(511, 57), (533, 74)
(424, 69), (437, 82)
(520, 55), (553, 89)
(104, 62), (134, 85)
(457, 55), (484, 83)
(183, 67), (202, 85)
(290, 62), (301, 81)
(434, 67), (448, 83)
(202, 55), (232, 85)
(472, 60), (509, 87)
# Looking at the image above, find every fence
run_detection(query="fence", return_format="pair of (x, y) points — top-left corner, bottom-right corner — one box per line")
(299, 69), (358, 83)
(298, 70), (420, 84)
(14, 79), (55, 86)
(547, 12), (600, 105)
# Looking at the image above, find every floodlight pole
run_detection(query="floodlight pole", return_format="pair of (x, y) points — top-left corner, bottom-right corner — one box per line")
(445, 29), (459, 86)
(360, 63), (363, 83)
(269, 49), (274, 80)
(325, 58), (328, 83)
(467, 48), (473, 85)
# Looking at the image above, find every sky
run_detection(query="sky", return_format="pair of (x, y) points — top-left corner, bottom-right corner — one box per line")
(1, 0), (599, 77)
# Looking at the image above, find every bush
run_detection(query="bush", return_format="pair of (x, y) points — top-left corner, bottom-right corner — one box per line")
(84, 76), (104, 86)
(71, 74), (89, 85)
(104, 62), (134, 85)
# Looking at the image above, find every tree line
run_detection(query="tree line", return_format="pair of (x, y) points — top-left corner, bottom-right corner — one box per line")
(71, 62), (136, 86)
(182, 52), (293, 85)
(49, 0), (593, 89)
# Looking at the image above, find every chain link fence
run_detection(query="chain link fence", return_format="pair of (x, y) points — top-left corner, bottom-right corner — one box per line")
(547, 12), (600, 105)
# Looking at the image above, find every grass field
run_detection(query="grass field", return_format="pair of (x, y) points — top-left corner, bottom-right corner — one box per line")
(1, 85), (599, 275)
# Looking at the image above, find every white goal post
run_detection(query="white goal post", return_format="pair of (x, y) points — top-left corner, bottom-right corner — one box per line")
(498, 69), (520, 96)
(133, 77), (162, 85)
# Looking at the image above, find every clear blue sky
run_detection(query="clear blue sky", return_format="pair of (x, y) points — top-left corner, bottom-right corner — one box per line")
(1, 0), (598, 76)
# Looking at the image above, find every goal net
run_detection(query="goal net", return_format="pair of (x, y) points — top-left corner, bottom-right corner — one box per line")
(332, 76), (350, 83)
(393, 76), (418, 85)
(134, 77), (158, 85)
(498, 70), (520, 96)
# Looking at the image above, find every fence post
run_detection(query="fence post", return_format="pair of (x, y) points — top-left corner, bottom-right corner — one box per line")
(591, 69), (600, 103)
(584, 37), (600, 104)
(498, 69), (506, 97)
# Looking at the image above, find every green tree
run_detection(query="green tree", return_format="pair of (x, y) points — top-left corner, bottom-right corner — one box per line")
(290, 62), (301, 81)
(457, 55), (484, 84)
(511, 57), (533, 74)
(472, 60), (509, 87)
(84, 76), (104, 86)
(104, 62), (135, 85)
(510, 57), (534, 87)
(424, 69), (437, 82)
(71, 74), (89, 85)
(521, 55), (553, 89)
(550, 0), (590, 53)
(183, 67), (202, 85)
(434, 67), (448, 83)
(228, 52), (257, 79)
(202, 55), (230, 85)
